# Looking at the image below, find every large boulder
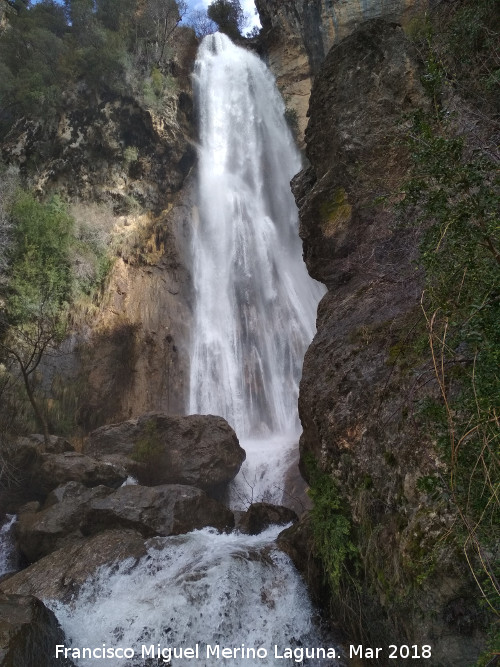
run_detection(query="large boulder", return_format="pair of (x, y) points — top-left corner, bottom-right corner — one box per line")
(0, 530), (147, 602)
(0, 436), (126, 512)
(15, 482), (115, 563)
(0, 435), (75, 512)
(239, 503), (298, 535)
(85, 413), (246, 493)
(35, 452), (127, 496)
(81, 484), (235, 538)
(0, 592), (75, 667)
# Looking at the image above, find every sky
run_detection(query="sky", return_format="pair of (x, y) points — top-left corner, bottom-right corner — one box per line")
(187, 0), (261, 31)
(30, 0), (262, 32)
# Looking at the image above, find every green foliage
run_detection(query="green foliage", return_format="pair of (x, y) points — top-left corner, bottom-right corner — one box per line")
(406, 0), (499, 111)
(8, 191), (73, 323)
(0, 190), (114, 438)
(476, 623), (500, 666)
(0, 2), (67, 130)
(284, 106), (299, 137)
(446, 0), (500, 96)
(399, 5), (500, 615)
(306, 455), (358, 592)
(0, 0), (187, 138)
(207, 0), (245, 40)
(132, 420), (162, 463)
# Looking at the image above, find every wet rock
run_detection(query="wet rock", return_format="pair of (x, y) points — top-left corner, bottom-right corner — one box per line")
(85, 413), (246, 493)
(277, 515), (325, 605)
(15, 482), (115, 563)
(0, 592), (75, 666)
(36, 452), (127, 496)
(17, 434), (74, 455)
(81, 484), (235, 538)
(0, 530), (147, 602)
(0, 435), (75, 512)
(239, 503), (298, 535)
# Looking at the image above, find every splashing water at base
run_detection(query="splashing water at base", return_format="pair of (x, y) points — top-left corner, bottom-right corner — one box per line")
(0, 514), (18, 577)
(49, 527), (339, 667)
(230, 434), (300, 510)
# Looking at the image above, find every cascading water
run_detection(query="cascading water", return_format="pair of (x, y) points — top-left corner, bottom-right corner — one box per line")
(190, 33), (324, 507)
(47, 34), (334, 666)
(0, 514), (17, 577)
(190, 33), (323, 439)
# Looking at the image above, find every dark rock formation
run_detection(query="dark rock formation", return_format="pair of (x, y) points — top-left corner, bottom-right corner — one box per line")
(1, 28), (197, 212)
(293, 19), (487, 665)
(277, 515), (324, 605)
(36, 453), (127, 496)
(0, 592), (75, 667)
(255, 0), (427, 145)
(239, 503), (297, 535)
(0, 435), (75, 512)
(15, 482), (115, 563)
(81, 484), (235, 538)
(0, 435), (126, 513)
(0, 530), (148, 602)
(85, 413), (246, 493)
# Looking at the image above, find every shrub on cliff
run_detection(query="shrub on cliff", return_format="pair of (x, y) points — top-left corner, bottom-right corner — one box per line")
(0, 189), (114, 440)
(0, 192), (73, 443)
(400, 0), (500, 631)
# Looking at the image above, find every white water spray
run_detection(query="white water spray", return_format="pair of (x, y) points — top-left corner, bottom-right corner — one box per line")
(50, 527), (335, 667)
(189, 33), (324, 438)
(0, 514), (17, 577)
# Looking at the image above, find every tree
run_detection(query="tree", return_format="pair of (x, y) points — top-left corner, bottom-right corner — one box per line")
(207, 0), (245, 40)
(0, 192), (74, 444)
(136, 0), (187, 68)
(0, 166), (17, 287)
(0, 1), (67, 132)
(64, 0), (94, 32)
(96, 0), (137, 33)
(185, 8), (217, 38)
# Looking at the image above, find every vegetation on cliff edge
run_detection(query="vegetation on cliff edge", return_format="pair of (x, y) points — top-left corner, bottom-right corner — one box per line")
(400, 0), (499, 657)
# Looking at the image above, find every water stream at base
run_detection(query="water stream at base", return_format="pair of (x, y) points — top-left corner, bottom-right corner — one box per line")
(0, 514), (17, 577)
(47, 34), (333, 666)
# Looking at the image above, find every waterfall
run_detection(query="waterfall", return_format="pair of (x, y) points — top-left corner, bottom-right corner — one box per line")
(47, 34), (335, 667)
(0, 514), (17, 577)
(189, 33), (324, 439)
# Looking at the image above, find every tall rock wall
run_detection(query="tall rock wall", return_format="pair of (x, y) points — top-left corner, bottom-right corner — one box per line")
(255, 0), (427, 145)
(292, 20), (488, 665)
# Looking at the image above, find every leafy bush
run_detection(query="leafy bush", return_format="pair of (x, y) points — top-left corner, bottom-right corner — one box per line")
(305, 455), (358, 592)
(284, 106), (299, 137)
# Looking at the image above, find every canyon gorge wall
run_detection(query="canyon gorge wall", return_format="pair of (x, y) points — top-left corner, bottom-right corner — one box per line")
(268, 10), (493, 665)
(255, 0), (427, 145)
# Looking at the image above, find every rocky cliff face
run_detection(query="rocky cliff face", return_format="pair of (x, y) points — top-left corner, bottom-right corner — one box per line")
(2, 28), (198, 430)
(292, 20), (487, 665)
(255, 0), (426, 145)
